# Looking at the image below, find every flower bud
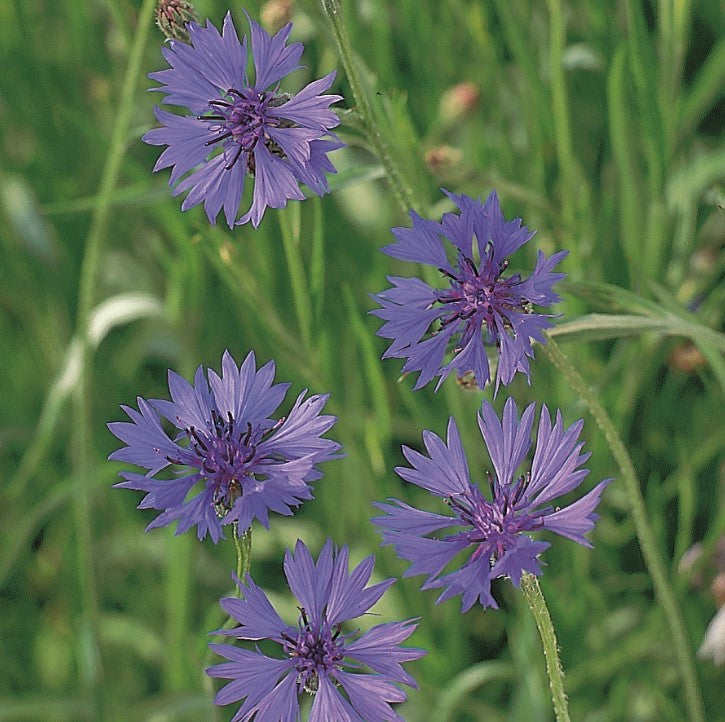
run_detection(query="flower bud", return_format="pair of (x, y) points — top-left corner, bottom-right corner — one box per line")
(155, 0), (198, 44)
(261, 0), (294, 32)
(668, 342), (706, 374)
(439, 81), (480, 123)
(424, 145), (463, 179)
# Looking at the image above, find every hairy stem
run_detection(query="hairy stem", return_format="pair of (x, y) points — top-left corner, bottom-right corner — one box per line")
(541, 335), (704, 722)
(232, 522), (253, 582)
(520, 573), (571, 722)
(320, 0), (414, 214)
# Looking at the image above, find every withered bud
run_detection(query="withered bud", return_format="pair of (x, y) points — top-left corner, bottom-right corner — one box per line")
(439, 81), (480, 123)
(155, 0), (199, 43)
(668, 343), (706, 374)
(455, 370), (479, 391)
(261, 0), (294, 32)
(425, 145), (463, 179)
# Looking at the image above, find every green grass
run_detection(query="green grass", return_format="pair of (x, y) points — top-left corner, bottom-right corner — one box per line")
(1, 0), (723, 720)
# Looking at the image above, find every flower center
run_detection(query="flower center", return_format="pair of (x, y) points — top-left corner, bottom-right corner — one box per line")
(283, 609), (344, 694)
(435, 252), (531, 347)
(447, 474), (541, 560)
(198, 87), (291, 173)
(166, 409), (259, 518)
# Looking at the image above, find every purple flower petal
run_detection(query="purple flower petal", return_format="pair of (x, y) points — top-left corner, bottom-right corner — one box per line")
(207, 540), (424, 719)
(247, 15), (302, 90)
(108, 350), (340, 541)
(144, 13), (343, 227)
(373, 401), (609, 610)
(372, 190), (566, 390)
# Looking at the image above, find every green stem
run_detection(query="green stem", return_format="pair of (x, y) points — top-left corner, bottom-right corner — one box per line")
(541, 335), (704, 722)
(70, 0), (156, 712)
(232, 522), (252, 582)
(203, 524), (252, 716)
(520, 573), (571, 722)
(320, 0), (414, 214)
(545, 0), (592, 270)
(546, 0), (577, 228)
(278, 208), (313, 350)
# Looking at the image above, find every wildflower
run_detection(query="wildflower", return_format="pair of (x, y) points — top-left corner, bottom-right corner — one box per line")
(207, 539), (425, 720)
(371, 190), (567, 391)
(108, 350), (341, 542)
(143, 11), (343, 228)
(373, 398), (610, 611)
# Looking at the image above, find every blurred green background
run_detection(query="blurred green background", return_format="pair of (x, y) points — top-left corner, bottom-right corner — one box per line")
(1, 0), (723, 719)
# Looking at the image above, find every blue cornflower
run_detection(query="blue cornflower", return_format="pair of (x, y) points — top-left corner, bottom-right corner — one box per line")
(373, 398), (611, 611)
(108, 350), (341, 543)
(143, 11), (343, 228)
(207, 539), (425, 721)
(371, 190), (567, 391)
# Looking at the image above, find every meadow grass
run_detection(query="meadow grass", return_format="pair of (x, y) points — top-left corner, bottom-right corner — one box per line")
(0, 0), (723, 719)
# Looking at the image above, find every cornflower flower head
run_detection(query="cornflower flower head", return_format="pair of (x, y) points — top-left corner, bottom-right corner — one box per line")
(143, 11), (343, 228)
(207, 539), (425, 720)
(155, 0), (199, 43)
(373, 398), (611, 611)
(371, 190), (567, 391)
(108, 350), (341, 543)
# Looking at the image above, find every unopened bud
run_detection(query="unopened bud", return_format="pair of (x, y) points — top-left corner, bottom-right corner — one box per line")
(668, 343), (706, 374)
(425, 145), (463, 179)
(261, 0), (294, 32)
(439, 82), (480, 123)
(155, 0), (199, 43)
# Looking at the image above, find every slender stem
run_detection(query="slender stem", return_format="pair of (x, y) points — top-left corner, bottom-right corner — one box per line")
(520, 573), (571, 722)
(203, 523), (253, 716)
(320, 0), (414, 214)
(232, 522), (252, 582)
(541, 335), (704, 722)
(546, 0), (577, 229)
(70, 0), (156, 712)
(545, 0), (592, 273)
(278, 208), (313, 350)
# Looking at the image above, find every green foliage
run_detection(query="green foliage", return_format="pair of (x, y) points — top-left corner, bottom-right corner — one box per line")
(0, 0), (723, 720)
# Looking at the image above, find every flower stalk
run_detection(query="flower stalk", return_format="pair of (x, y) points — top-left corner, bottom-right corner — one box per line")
(541, 334), (704, 722)
(520, 572), (571, 722)
(232, 523), (252, 582)
(320, 0), (414, 215)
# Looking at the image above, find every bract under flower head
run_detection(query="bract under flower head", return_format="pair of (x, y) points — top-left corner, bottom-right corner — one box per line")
(108, 350), (341, 542)
(373, 398), (611, 611)
(371, 190), (567, 391)
(143, 11), (343, 228)
(206, 539), (425, 721)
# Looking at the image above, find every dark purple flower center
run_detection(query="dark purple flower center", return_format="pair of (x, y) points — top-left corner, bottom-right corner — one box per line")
(437, 253), (528, 343)
(166, 409), (278, 518)
(283, 608), (345, 694)
(198, 87), (292, 173)
(447, 473), (544, 561)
